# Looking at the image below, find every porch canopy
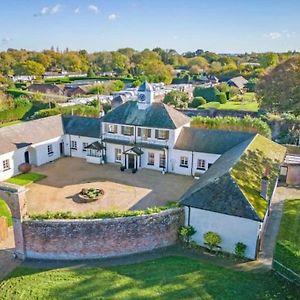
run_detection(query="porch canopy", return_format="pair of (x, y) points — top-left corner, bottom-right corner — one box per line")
(85, 141), (105, 157)
(123, 146), (144, 156)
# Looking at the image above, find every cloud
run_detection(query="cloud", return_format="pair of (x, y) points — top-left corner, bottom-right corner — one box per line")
(35, 4), (62, 17)
(74, 7), (80, 14)
(1, 37), (12, 44)
(88, 5), (99, 14)
(264, 30), (295, 40)
(108, 14), (117, 21)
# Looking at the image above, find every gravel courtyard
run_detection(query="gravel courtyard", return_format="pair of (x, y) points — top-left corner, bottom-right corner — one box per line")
(26, 157), (195, 214)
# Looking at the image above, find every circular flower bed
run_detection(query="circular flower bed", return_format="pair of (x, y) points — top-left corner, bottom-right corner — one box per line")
(77, 188), (105, 203)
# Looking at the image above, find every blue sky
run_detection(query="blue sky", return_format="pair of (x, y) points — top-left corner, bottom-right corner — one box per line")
(0, 0), (299, 53)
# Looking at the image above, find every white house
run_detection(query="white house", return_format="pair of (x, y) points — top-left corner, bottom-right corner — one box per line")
(0, 81), (286, 259)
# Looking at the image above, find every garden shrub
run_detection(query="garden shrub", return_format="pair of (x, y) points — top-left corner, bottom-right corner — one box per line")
(203, 231), (222, 252)
(189, 96), (206, 108)
(193, 86), (220, 102)
(235, 242), (247, 258)
(216, 92), (227, 104)
(179, 225), (196, 245)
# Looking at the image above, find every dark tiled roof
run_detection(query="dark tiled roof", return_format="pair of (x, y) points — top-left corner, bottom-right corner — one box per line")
(62, 115), (101, 138)
(174, 127), (255, 154)
(180, 134), (286, 221)
(180, 137), (261, 221)
(85, 141), (105, 150)
(0, 115), (64, 155)
(101, 101), (191, 129)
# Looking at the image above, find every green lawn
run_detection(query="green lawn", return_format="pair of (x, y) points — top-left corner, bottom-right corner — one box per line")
(274, 199), (300, 277)
(200, 101), (259, 112)
(5, 172), (46, 186)
(0, 120), (23, 128)
(0, 198), (12, 227)
(0, 256), (299, 299)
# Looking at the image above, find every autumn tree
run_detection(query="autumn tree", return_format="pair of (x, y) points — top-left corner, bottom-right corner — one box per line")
(256, 55), (300, 114)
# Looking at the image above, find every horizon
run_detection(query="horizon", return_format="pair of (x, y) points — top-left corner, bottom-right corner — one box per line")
(1, 0), (300, 53)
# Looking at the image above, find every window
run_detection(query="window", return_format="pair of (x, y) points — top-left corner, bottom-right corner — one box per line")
(138, 128), (151, 139)
(82, 142), (88, 151)
(71, 140), (77, 150)
(107, 124), (118, 134)
(115, 148), (122, 162)
(180, 156), (188, 168)
(47, 144), (53, 156)
(2, 159), (10, 171)
(121, 126), (134, 136)
(148, 152), (155, 165)
(155, 130), (169, 140)
(87, 149), (101, 157)
(159, 153), (166, 168)
(197, 159), (206, 170)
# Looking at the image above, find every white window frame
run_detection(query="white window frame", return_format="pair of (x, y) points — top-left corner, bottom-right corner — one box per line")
(148, 152), (155, 166)
(157, 130), (169, 140)
(197, 159), (206, 170)
(115, 148), (122, 162)
(82, 142), (88, 152)
(47, 144), (53, 156)
(71, 140), (77, 150)
(122, 126), (134, 136)
(2, 159), (10, 171)
(107, 124), (118, 134)
(180, 156), (188, 168)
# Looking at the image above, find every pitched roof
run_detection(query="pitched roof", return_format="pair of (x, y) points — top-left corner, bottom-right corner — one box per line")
(101, 101), (191, 129)
(0, 115), (64, 155)
(181, 134), (286, 221)
(62, 115), (101, 138)
(28, 84), (62, 93)
(174, 127), (255, 154)
(227, 76), (248, 89)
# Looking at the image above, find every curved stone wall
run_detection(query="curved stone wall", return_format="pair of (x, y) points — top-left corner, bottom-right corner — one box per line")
(22, 208), (184, 259)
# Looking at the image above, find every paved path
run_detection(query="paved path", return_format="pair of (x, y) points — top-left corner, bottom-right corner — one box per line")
(258, 186), (300, 268)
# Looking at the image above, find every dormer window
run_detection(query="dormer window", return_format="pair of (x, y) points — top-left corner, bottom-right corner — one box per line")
(106, 124), (118, 134)
(121, 126), (134, 136)
(155, 129), (169, 140)
(138, 128), (151, 139)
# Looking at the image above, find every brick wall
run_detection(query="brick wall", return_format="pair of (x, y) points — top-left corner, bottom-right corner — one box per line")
(23, 208), (184, 259)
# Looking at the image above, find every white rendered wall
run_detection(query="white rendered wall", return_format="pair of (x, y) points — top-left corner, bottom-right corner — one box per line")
(185, 207), (261, 259)
(67, 135), (101, 158)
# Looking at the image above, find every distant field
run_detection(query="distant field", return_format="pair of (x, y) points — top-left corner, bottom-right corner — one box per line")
(274, 199), (300, 278)
(200, 101), (259, 112)
(1, 256), (299, 299)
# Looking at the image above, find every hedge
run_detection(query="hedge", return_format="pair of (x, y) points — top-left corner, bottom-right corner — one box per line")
(189, 97), (206, 108)
(0, 98), (32, 124)
(191, 116), (272, 138)
(193, 86), (220, 102)
(216, 92), (227, 104)
(29, 202), (179, 220)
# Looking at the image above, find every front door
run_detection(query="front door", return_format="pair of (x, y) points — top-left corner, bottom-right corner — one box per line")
(60, 142), (64, 156)
(128, 154), (135, 169)
(24, 151), (30, 164)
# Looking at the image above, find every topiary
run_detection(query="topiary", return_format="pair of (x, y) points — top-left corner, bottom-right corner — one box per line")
(216, 92), (227, 104)
(179, 225), (196, 245)
(190, 96), (206, 108)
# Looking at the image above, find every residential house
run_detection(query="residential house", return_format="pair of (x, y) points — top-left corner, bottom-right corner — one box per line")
(227, 76), (248, 91)
(28, 84), (63, 95)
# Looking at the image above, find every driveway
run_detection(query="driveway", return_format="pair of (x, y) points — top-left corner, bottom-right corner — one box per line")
(26, 157), (195, 214)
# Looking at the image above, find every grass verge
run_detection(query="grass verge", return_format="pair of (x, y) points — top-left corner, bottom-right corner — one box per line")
(5, 172), (47, 186)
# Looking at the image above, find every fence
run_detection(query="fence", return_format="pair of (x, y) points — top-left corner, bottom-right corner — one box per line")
(272, 259), (300, 287)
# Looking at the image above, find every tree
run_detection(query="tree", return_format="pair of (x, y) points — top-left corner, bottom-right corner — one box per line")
(256, 55), (300, 114)
(163, 90), (189, 108)
(188, 56), (208, 71)
(14, 60), (45, 76)
(259, 52), (279, 68)
(193, 86), (220, 102)
(216, 92), (227, 104)
(203, 231), (222, 252)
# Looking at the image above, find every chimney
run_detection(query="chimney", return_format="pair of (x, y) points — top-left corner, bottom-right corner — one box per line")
(260, 168), (269, 200)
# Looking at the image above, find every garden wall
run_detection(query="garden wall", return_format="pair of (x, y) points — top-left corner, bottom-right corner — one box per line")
(22, 208), (184, 259)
